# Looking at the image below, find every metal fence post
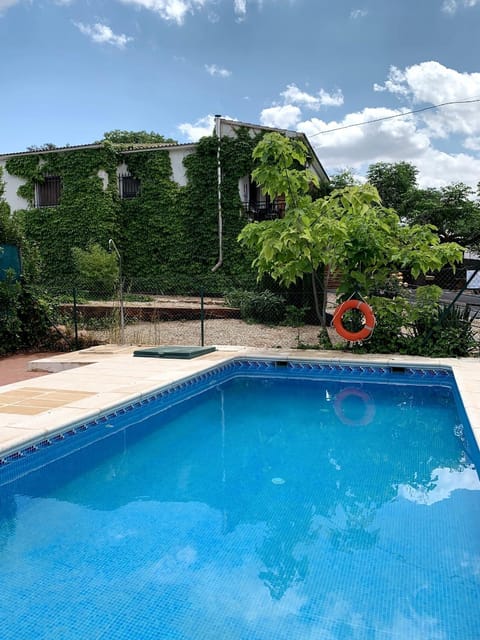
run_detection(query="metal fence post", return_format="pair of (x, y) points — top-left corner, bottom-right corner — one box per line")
(200, 288), (205, 346)
(73, 287), (79, 350)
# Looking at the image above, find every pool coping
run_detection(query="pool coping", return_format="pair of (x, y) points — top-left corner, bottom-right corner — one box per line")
(0, 345), (479, 459)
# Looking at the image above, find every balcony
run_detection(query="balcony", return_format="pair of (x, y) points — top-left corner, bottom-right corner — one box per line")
(243, 197), (285, 222)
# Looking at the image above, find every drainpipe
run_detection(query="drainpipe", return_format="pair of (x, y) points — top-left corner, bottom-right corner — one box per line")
(108, 239), (125, 344)
(212, 115), (223, 272)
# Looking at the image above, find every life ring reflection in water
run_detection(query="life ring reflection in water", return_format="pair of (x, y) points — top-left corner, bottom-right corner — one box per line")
(332, 300), (376, 342)
(334, 387), (376, 427)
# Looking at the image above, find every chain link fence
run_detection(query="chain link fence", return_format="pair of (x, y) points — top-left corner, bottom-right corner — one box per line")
(44, 264), (480, 354)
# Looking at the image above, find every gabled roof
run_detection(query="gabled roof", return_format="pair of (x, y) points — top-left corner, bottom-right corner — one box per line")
(0, 119), (329, 181)
(218, 117), (329, 182)
(0, 141), (196, 159)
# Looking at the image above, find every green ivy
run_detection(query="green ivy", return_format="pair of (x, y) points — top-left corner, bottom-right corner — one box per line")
(5, 129), (261, 295)
(180, 128), (260, 293)
(7, 147), (119, 289)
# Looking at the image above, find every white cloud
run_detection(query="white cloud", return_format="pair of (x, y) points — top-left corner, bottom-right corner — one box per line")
(0, 0), (19, 14)
(281, 83), (344, 109)
(74, 22), (133, 48)
(117, 0), (208, 25)
(180, 61), (480, 190)
(297, 103), (480, 189)
(464, 136), (480, 151)
(298, 107), (430, 166)
(178, 115), (215, 141)
(297, 90), (480, 188)
(234, 0), (246, 19)
(178, 114), (238, 141)
(373, 61), (480, 140)
(373, 66), (410, 96)
(377, 61), (480, 105)
(415, 148), (480, 188)
(442, 0), (480, 14)
(350, 8), (367, 19)
(398, 466), (480, 505)
(205, 64), (231, 78)
(260, 105), (302, 129)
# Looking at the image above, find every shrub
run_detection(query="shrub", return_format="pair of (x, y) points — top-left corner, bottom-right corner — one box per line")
(357, 295), (410, 354)
(282, 304), (308, 327)
(72, 244), (119, 297)
(0, 273), (22, 355)
(353, 286), (478, 357)
(409, 303), (477, 357)
(225, 289), (285, 323)
(0, 274), (55, 355)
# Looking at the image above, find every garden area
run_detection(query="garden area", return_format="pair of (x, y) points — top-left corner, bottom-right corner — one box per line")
(1, 133), (480, 359)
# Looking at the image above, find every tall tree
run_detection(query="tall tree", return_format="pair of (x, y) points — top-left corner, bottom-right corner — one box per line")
(238, 134), (463, 333)
(407, 183), (480, 250)
(366, 161), (418, 216)
(99, 130), (177, 145)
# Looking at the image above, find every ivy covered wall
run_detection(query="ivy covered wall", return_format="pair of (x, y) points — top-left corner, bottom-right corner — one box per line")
(6, 147), (119, 289)
(5, 128), (261, 294)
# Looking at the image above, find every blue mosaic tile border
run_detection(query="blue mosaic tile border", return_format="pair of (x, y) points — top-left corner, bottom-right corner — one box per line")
(0, 358), (455, 480)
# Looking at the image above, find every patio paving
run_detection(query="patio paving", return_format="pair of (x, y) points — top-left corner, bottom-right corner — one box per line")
(0, 345), (479, 459)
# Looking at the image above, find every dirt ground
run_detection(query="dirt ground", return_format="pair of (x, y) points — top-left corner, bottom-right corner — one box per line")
(0, 352), (57, 386)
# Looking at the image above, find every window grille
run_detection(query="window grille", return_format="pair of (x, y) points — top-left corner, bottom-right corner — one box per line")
(119, 174), (141, 199)
(35, 176), (62, 207)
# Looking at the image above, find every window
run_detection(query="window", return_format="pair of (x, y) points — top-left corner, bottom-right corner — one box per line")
(243, 180), (285, 221)
(119, 174), (141, 199)
(35, 176), (62, 207)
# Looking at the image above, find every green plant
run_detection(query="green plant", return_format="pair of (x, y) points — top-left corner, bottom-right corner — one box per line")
(123, 293), (154, 302)
(224, 289), (250, 308)
(72, 243), (119, 296)
(282, 304), (308, 327)
(226, 289), (285, 323)
(0, 273), (22, 354)
(352, 295), (411, 354)
(351, 286), (479, 357)
(410, 303), (477, 357)
(7, 146), (119, 289)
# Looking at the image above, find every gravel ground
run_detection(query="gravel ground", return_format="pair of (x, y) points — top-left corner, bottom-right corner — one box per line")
(92, 319), (339, 349)
(90, 314), (480, 351)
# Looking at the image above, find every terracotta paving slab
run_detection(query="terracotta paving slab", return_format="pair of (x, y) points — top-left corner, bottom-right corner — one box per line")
(0, 387), (94, 415)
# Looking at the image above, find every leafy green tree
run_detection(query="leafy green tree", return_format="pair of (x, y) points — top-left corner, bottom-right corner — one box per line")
(26, 143), (57, 151)
(239, 133), (339, 327)
(328, 169), (360, 190)
(238, 134), (463, 337)
(99, 130), (177, 145)
(407, 183), (480, 249)
(366, 161), (418, 216)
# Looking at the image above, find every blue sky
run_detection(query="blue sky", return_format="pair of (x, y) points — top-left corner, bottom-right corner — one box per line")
(1, 0), (480, 188)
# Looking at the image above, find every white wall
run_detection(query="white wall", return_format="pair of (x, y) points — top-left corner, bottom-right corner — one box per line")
(0, 160), (29, 212)
(239, 175), (249, 204)
(168, 147), (195, 186)
(97, 169), (108, 191)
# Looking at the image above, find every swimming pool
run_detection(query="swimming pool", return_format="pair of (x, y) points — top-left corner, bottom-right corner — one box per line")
(1, 359), (479, 639)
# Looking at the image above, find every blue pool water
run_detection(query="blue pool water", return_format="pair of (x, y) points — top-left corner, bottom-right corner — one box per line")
(0, 360), (479, 639)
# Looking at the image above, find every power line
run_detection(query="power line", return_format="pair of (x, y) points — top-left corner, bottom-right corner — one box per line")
(307, 97), (480, 138)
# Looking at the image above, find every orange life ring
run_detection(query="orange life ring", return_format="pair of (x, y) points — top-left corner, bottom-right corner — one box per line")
(332, 299), (375, 342)
(334, 387), (376, 426)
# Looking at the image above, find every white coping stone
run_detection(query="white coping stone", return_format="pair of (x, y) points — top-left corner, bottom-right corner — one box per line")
(0, 347), (479, 458)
